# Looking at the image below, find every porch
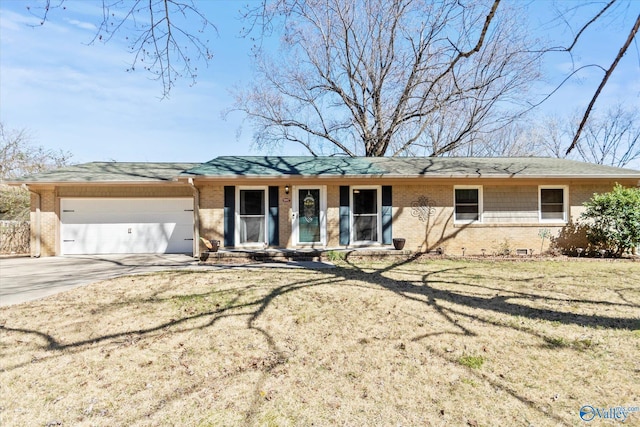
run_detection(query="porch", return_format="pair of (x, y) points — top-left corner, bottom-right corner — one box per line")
(198, 247), (417, 264)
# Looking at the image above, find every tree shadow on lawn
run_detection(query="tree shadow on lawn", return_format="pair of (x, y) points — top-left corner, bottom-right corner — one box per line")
(340, 256), (639, 331)
(1, 259), (638, 425)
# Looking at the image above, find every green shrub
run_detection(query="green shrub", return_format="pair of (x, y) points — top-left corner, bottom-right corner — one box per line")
(326, 250), (346, 261)
(580, 184), (640, 256)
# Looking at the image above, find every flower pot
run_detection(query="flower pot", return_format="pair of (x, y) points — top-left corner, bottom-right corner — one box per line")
(200, 237), (220, 252)
(392, 238), (406, 250)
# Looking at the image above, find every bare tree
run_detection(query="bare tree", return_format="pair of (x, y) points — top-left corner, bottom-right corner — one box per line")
(27, 0), (216, 98)
(567, 13), (640, 155)
(0, 123), (71, 180)
(573, 105), (640, 167)
(528, 115), (573, 160)
(448, 122), (539, 158)
(446, 4), (640, 167)
(461, 106), (640, 169)
(530, 0), (640, 155)
(233, 0), (543, 157)
(0, 123), (72, 220)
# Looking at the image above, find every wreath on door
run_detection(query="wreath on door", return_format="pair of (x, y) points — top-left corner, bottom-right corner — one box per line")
(303, 191), (316, 223)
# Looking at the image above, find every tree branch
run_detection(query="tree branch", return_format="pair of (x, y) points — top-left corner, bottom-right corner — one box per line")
(566, 12), (640, 155)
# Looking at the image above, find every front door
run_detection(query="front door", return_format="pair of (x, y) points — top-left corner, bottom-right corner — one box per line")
(293, 186), (326, 246)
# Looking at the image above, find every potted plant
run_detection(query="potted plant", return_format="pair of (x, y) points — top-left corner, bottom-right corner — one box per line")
(392, 238), (406, 250)
(200, 237), (220, 252)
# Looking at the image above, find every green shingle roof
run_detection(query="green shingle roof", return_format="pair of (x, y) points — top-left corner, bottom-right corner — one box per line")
(182, 156), (386, 177)
(6, 162), (199, 183)
(182, 156), (640, 179)
(5, 157), (639, 184)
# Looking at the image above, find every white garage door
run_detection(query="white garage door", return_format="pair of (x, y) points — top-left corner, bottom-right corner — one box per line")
(60, 198), (194, 255)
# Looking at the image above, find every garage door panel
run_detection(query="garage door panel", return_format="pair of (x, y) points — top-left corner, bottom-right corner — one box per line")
(129, 223), (193, 253)
(63, 211), (193, 225)
(62, 223), (133, 255)
(63, 198), (192, 213)
(166, 224), (194, 253)
(61, 198), (194, 255)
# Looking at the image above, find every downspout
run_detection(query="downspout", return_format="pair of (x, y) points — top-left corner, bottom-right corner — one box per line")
(22, 184), (41, 258)
(188, 178), (200, 258)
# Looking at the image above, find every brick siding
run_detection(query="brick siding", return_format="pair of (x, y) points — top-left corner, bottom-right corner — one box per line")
(29, 180), (630, 256)
(198, 180), (626, 255)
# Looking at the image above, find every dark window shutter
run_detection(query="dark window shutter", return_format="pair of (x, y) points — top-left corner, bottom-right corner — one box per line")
(224, 186), (235, 247)
(382, 186), (392, 245)
(339, 186), (350, 245)
(268, 186), (279, 246)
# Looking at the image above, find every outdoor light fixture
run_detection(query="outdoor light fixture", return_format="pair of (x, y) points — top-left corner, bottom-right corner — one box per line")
(285, 185), (290, 195)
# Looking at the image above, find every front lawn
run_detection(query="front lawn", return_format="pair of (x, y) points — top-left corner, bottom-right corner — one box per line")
(1, 259), (638, 426)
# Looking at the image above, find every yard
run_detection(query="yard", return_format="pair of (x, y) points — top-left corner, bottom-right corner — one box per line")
(1, 258), (638, 426)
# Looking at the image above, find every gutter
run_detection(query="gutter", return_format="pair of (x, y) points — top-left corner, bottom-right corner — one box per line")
(187, 178), (200, 258)
(178, 173), (640, 181)
(5, 180), (189, 186)
(22, 184), (41, 258)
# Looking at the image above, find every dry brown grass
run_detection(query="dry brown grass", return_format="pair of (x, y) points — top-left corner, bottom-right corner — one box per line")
(1, 258), (639, 426)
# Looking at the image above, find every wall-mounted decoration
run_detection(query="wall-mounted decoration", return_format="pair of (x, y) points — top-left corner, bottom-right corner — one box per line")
(303, 190), (316, 223)
(411, 196), (436, 222)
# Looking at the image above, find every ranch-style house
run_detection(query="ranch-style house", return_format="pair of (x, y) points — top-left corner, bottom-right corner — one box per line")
(8, 156), (640, 257)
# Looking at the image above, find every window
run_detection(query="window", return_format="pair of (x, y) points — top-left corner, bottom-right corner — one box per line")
(454, 186), (482, 222)
(238, 188), (266, 244)
(539, 187), (567, 222)
(352, 187), (380, 242)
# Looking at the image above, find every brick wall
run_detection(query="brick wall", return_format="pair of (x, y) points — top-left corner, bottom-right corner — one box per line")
(198, 184), (224, 246)
(56, 186), (192, 198)
(326, 185), (341, 247)
(30, 189), (57, 257)
(199, 180), (626, 255)
(30, 180), (627, 256)
(385, 182), (620, 255)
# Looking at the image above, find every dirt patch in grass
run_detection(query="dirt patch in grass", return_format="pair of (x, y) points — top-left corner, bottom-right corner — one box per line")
(1, 259), (639, 426)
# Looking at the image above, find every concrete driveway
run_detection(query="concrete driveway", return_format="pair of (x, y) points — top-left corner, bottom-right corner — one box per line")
(0, 254), (201, 307)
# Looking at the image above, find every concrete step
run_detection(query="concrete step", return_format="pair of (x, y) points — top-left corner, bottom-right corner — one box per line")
(199, 248), (414, 264)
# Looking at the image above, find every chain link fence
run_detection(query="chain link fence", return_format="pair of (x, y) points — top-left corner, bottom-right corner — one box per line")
(0, 221), (30, 255)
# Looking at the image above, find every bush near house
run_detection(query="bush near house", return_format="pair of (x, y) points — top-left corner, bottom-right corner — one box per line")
(0, 185), (31, 255)
(0, 185), (30, 221)
(580, 184), (640, 256)
(0, 220), (30, 254)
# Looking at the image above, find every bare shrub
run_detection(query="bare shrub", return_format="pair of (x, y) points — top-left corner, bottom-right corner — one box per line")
(0, 221), (30, 254)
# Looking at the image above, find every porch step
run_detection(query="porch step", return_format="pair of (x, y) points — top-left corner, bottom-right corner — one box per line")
(199, 248), (414, 264)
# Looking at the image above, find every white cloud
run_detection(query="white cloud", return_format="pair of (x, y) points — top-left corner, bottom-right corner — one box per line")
(0, 2), (257, 163)
(66, 18), (97, 32)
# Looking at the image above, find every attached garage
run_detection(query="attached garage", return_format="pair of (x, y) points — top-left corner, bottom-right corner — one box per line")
(11, 157), (640, 258)
(60, 198), (194, 255)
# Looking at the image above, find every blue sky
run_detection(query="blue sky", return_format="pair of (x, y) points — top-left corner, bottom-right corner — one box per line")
(0, 0), (638, 164)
